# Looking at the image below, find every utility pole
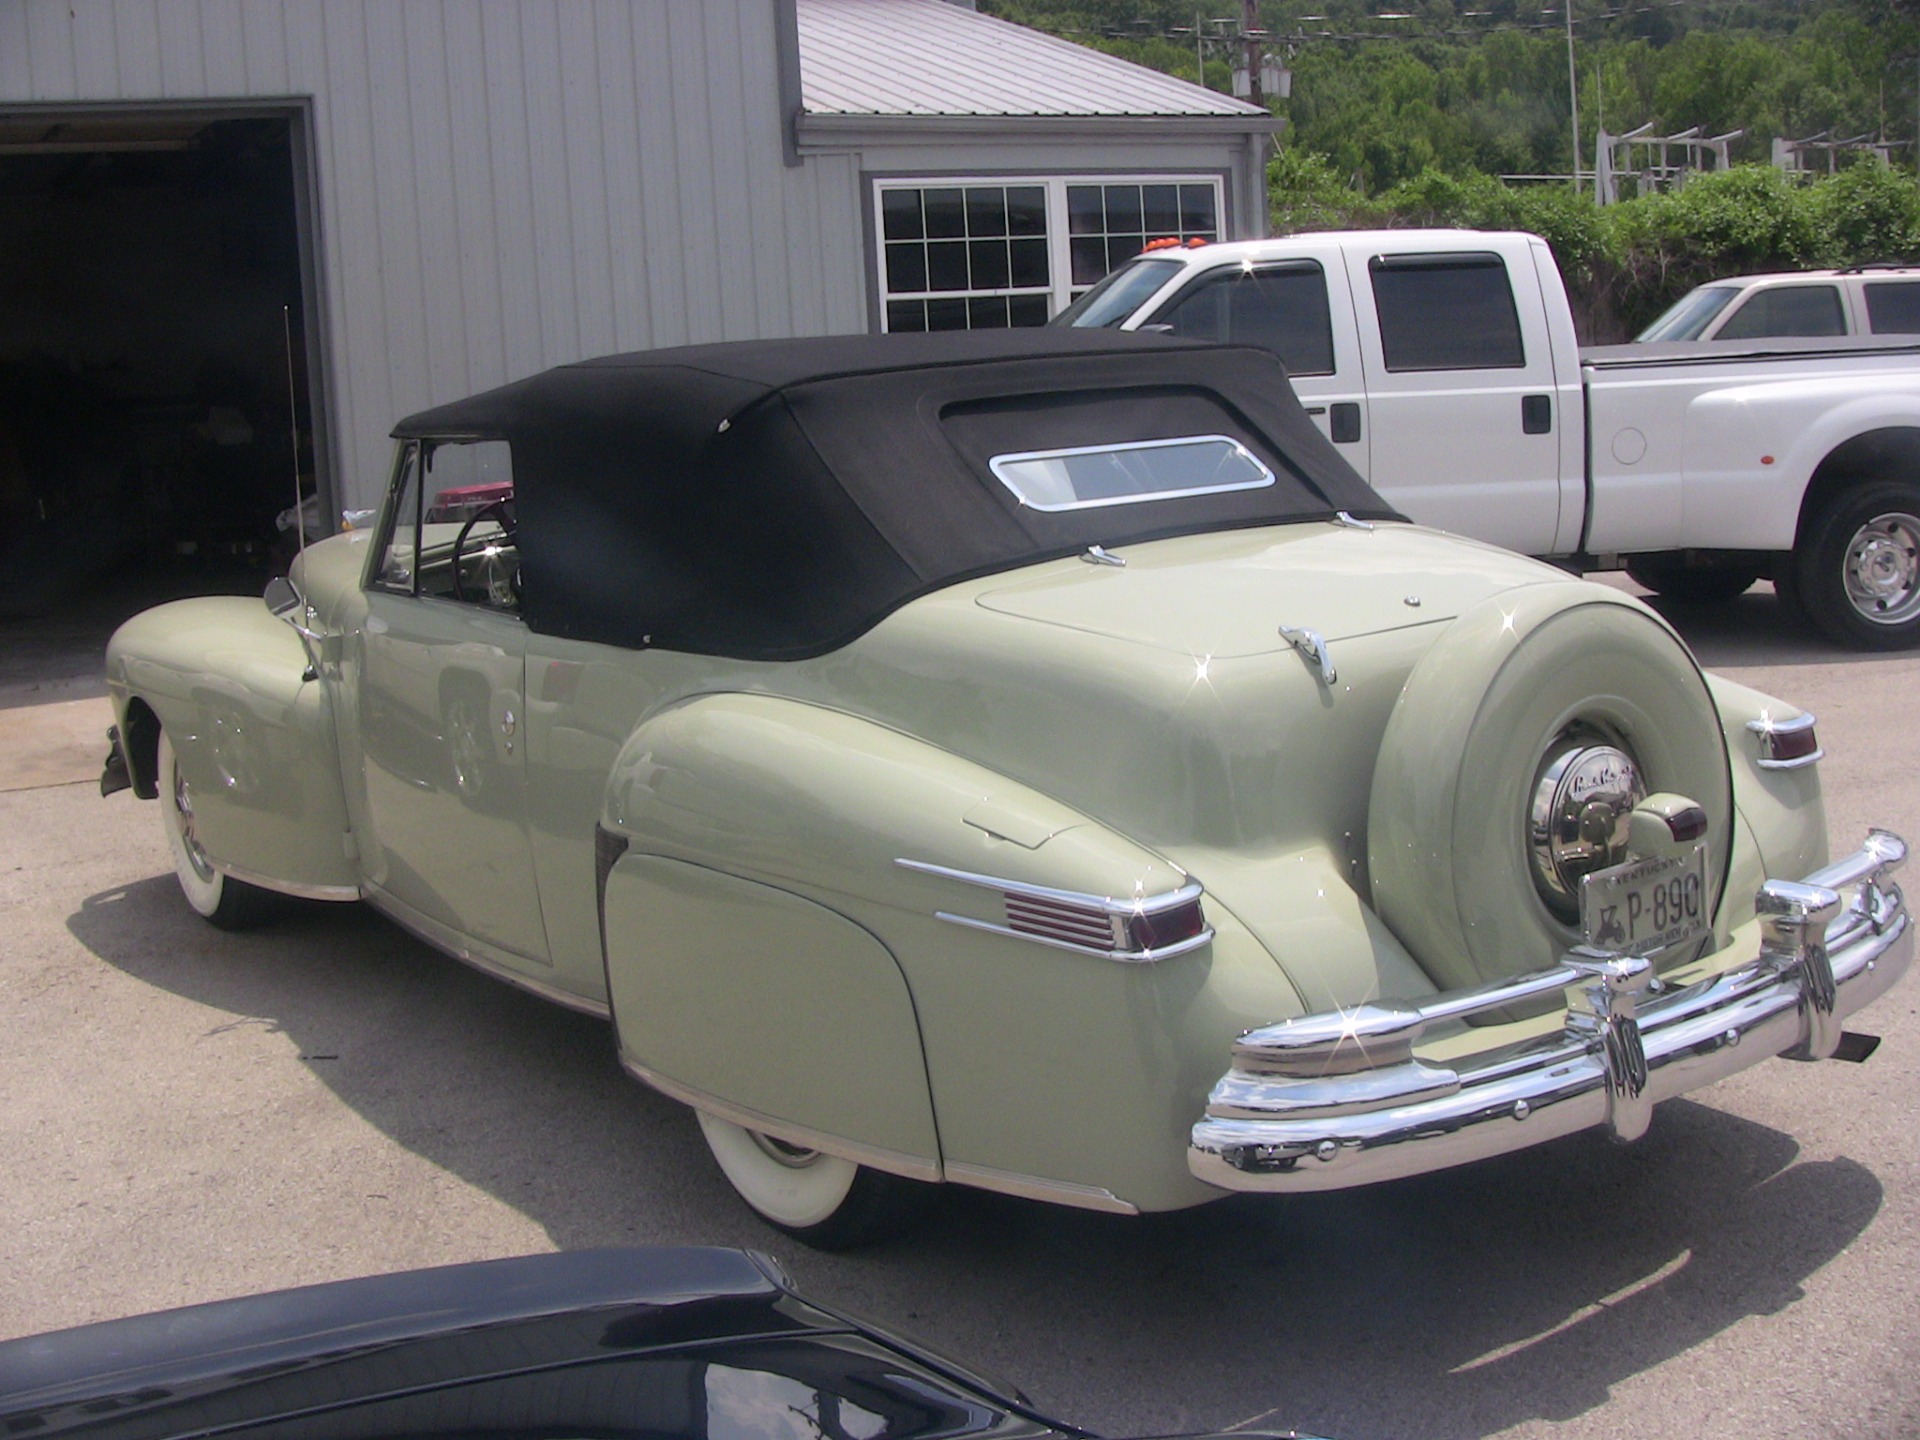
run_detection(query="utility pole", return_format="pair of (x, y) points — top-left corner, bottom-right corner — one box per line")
(1243, 0), (1263, 106)
(1565, 1), (1582, 192)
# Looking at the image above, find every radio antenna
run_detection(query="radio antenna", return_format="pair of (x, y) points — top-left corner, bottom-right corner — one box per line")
(283, 304), (306, 566)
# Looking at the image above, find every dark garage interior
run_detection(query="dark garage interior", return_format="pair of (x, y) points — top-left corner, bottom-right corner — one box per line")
(0, 110), (320, 623)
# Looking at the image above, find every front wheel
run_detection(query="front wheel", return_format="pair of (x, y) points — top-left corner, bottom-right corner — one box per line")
(695, 1111), (929, 1250)
(158, 731), (279, 930)
(1796, 481), (1920, 650)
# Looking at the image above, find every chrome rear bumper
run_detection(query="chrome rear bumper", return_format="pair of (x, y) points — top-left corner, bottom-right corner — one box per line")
(1190, 830), (1911, 1193)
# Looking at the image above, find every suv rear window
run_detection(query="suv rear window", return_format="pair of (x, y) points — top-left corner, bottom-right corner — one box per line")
(1865, 280), (1920, 335)
(1368, 253), (1525, 371)
(1716, 284), (1846, 339)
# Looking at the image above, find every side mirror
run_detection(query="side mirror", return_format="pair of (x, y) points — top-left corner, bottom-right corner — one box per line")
(264, 576), (300, 617)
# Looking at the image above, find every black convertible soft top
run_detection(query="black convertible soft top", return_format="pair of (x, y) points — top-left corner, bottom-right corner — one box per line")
(394, 329), (1399, 660)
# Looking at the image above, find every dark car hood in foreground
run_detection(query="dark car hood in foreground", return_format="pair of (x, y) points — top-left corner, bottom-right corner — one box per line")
(0, 1249), (1065, 1440)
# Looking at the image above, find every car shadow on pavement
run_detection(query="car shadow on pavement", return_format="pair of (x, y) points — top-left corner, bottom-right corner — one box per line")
(69, 874), (1882, 1440)
(1611, 581), (1915, 672)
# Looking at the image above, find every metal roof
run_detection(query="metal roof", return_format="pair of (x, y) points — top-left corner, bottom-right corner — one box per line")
(796, 0), (1266, 119)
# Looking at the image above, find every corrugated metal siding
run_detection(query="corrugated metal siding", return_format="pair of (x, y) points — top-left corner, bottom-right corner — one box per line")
(0, 0), (868, 507)
(797, 0), (1264, 118)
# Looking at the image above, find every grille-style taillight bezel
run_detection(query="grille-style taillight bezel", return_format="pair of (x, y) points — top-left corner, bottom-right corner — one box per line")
(897, 859), (1213, 963)
(1747, 712), (1822, 770)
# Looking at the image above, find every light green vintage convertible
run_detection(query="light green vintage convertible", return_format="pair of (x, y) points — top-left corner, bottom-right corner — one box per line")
(102, 331), (1911, 1247)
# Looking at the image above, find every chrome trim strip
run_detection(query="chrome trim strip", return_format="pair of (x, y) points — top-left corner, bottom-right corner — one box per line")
(621, 1056), (944, 1184)
(894, 858), (1201, 916)
(933, 909), (1214, 963)
(943, 1162), (1139, 1215)
(213, 860), (360, 903)
(1190, 831), (1911, 1194)
(361, 884), (611, 1020)
(1747, 711), (1823, 770)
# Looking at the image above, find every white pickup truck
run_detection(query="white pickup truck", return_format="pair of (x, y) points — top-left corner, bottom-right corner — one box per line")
(1056, 229), (1920, 649)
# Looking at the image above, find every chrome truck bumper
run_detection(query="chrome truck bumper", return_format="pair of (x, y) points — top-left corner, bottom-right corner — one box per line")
(1190, 830), (1911, 1193)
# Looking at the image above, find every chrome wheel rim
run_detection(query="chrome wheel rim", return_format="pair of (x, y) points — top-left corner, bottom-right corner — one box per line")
(1844, 511), (1920, 626)
(747, 1130), (828, 1170)
(171, 764), (217, 885)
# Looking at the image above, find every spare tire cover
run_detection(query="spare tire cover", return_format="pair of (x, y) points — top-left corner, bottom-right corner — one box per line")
(1367, 583), (1732, 993)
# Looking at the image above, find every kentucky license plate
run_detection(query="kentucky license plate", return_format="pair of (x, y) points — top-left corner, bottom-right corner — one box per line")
(1580, 844), (1709, 956)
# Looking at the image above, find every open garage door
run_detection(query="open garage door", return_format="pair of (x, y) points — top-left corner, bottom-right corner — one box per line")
(0, 108), (327, 618)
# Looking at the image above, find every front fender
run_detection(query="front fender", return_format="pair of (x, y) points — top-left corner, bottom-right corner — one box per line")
(107, 597), (357, 896)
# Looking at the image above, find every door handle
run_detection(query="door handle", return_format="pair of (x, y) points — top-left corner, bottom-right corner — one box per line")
(1330, 402), (1362, 444)
(1522, 394), (1553, 434)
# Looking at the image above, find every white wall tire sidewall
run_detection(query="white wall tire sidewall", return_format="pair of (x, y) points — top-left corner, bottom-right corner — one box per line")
(159, 731), (227, 919)
(696, 1111), (859, 1230)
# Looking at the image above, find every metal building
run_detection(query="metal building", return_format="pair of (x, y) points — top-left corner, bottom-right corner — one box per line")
(0, 0), (1273, 608)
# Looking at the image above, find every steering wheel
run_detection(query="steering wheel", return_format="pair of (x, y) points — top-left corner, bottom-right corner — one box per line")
(451, 500), (518, 606)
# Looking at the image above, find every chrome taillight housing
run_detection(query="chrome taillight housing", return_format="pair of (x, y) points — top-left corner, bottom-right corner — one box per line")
(1747, 712), (1822, 770)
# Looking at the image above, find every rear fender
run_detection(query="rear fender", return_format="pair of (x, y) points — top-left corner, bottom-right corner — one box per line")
(107, 597), (357, 897)
(597, 693), (1296, 1210)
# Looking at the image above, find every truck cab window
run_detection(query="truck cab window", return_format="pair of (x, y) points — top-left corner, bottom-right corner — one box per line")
(1150, 263), (1337, 376)
(1368, 252), (1525, 371)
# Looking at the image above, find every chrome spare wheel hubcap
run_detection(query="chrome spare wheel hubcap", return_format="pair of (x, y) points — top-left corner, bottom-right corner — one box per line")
(1845, 513), (1920, 625)
(1530, 736), (1645, 922)
(172, 766), (217, 884)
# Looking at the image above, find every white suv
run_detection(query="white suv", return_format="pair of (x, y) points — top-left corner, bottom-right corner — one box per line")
(1636, 264), (1920, 342)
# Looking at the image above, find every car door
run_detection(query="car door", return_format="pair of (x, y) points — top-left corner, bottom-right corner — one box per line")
(1145, 249), (1372, 481)
(1345, 242), (1564, 551)
(354, 437), (550, 965)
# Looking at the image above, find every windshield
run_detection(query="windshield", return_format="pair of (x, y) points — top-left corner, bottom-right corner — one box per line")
(1050, 258), (1185, 329)
(1636, 285), (1741, 342)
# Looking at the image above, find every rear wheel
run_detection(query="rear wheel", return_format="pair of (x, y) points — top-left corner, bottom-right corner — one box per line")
(158, 731), (279, 930)
(1625, 557), (1761, 605)
(695, 1111), (929, 1250)
(1796, 480), (1920, 650)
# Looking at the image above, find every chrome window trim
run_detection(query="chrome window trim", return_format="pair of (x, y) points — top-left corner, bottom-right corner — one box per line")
(987, 434), (1274, 513)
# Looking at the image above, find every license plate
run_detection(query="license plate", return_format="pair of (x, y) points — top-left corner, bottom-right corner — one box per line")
(1580, 845), (1709, 956)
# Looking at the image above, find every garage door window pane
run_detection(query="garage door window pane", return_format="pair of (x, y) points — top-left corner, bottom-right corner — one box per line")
(875, 178), (1221, 331)
(1369, 253), (1526, 371)
(880, 189), (923, 241)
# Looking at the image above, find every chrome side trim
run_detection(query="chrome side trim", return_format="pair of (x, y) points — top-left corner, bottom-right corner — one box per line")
(944, 1162), (1139, 1215)
(214, 860), (360, 903)
(895, 859), (1201, 915)
(1747, 711), (1823, 770)
(895, 859), (1209, 962)
(622, 1056), (944, 1184)
(361, 884), (611, 1020)
(932, 909), (1214, 963)
(1190, 830), (1910, 1194)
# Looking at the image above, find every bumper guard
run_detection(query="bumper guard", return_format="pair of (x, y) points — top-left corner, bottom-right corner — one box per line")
(1189, 830), (1911, 1193)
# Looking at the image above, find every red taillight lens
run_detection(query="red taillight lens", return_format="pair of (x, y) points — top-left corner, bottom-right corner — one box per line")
(1124, 897), (1207, 954)
(1750, 714), (1821, 770)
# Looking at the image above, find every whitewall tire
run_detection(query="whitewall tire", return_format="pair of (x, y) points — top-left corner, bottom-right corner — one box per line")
(695, 1111), (929, 1250)
(158, 730), (278, 931)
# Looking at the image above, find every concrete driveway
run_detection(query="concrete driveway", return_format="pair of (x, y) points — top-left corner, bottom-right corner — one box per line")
(2, 583), (1916, 1440)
